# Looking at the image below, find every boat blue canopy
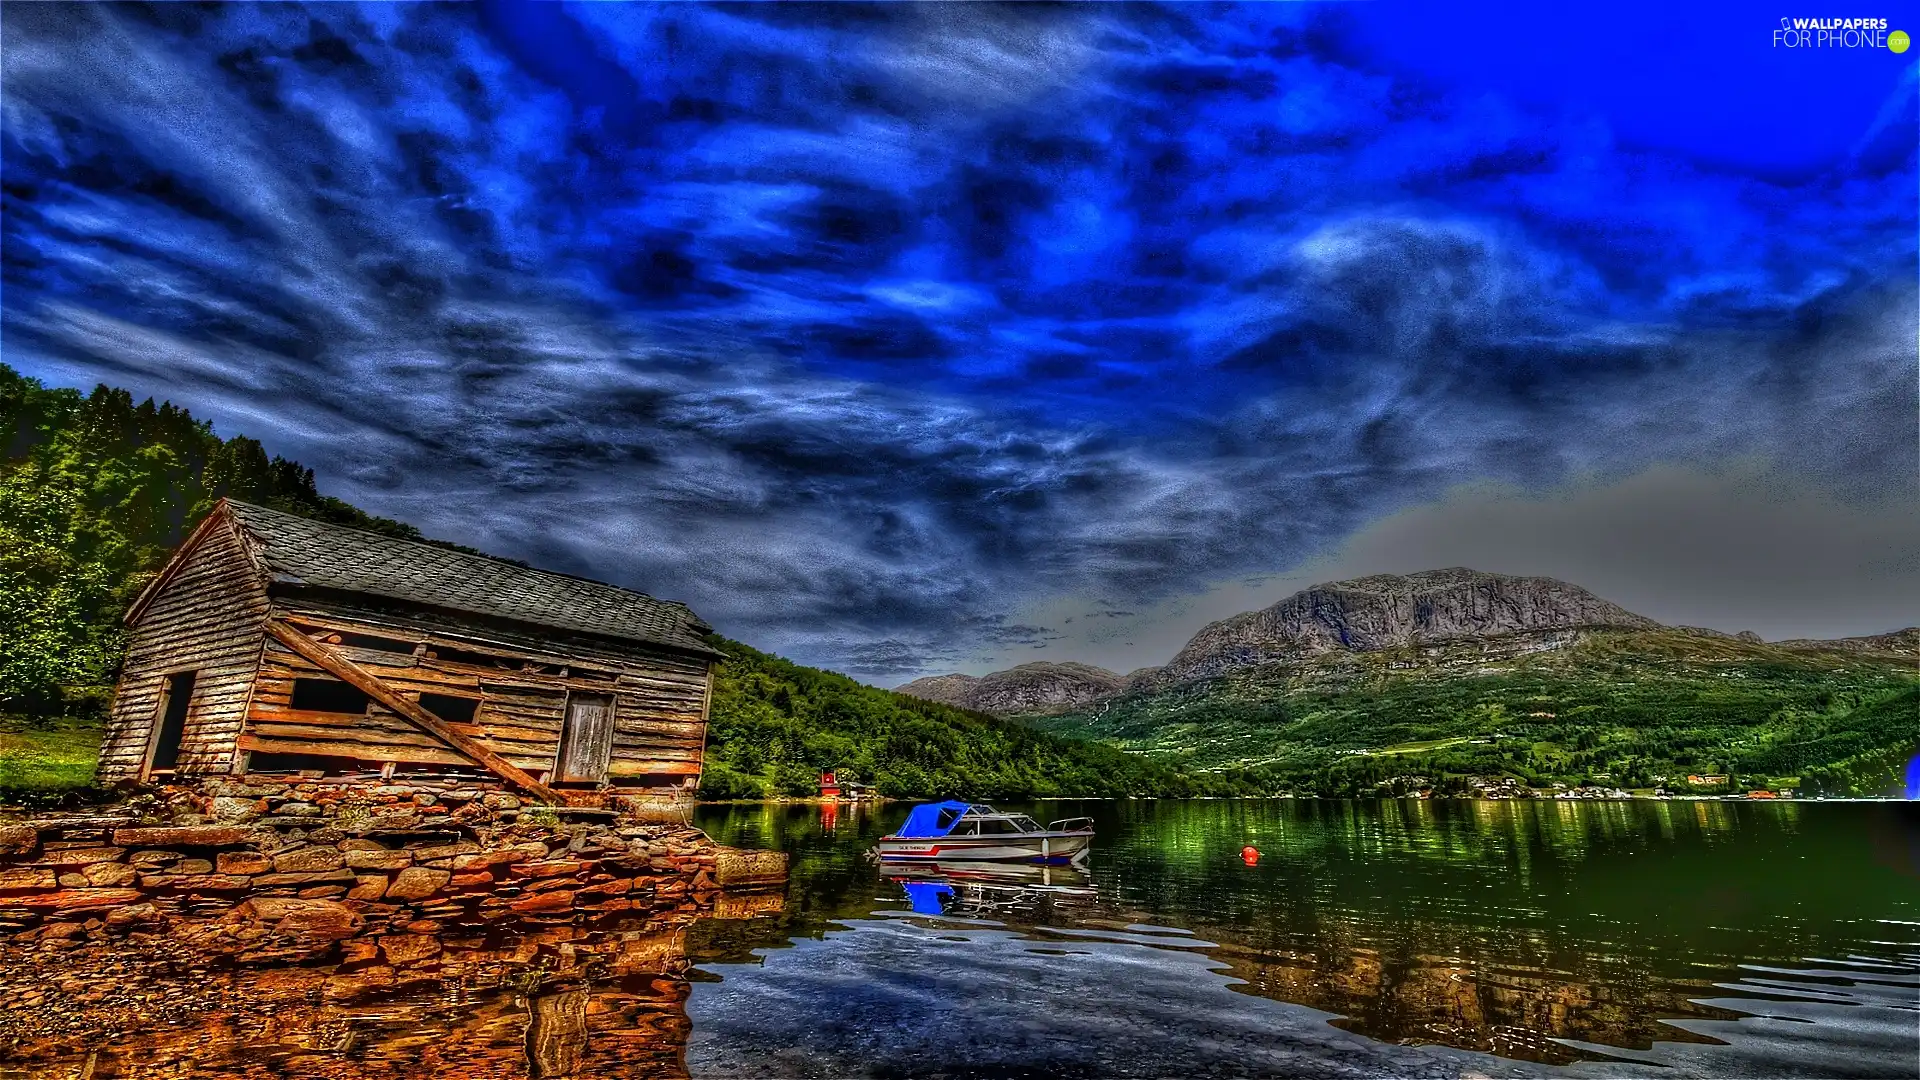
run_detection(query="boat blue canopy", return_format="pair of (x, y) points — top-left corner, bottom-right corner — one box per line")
(894, 800), (984, 839)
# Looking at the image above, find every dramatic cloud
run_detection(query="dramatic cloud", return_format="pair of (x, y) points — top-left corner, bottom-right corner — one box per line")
(4, 2), (1914, 682)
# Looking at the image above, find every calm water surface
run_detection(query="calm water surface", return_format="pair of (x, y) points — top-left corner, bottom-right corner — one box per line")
(3, 799), (1914, 1078)
(687, 799), (1920, 1078)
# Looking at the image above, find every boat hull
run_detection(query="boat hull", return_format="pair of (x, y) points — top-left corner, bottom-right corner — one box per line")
(876, 830), (1092, 864)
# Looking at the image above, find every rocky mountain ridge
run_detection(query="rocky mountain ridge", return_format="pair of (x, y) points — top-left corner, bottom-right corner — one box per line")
(1770, 627), (1920, 657)
(1148, 567), (1660, 686)
(900, 568), (1919, 715)
(896, 661), (1125, 715)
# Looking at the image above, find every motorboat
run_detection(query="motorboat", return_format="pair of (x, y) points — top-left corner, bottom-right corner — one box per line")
(875, 801), (1093, 864)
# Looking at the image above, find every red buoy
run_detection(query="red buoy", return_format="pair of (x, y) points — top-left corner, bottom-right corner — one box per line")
(1241, 845), (1259, 865)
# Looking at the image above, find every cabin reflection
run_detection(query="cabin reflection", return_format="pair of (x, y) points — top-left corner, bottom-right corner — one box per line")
(7, 903), (785, 1079)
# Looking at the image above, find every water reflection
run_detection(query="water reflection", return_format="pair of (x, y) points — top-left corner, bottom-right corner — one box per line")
(4, 801), (1911, 1078)
(1, 899), (781, 1078)
(691, 798), (1920, 1072)
(884, 861), (1097, 917)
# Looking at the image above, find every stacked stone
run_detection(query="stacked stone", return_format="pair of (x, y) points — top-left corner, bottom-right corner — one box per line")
(0, 778), (777, 946)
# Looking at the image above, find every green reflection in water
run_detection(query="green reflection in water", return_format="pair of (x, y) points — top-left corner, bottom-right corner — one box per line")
(693, 798), (1920, 1064)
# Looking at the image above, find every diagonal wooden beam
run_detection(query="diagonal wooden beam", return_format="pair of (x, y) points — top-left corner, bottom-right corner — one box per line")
(265, 619), (562, 805)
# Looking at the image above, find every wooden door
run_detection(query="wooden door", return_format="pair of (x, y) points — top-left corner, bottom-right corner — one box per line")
(556, 693), (615, 784)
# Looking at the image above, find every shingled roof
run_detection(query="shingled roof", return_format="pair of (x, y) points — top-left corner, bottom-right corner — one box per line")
(219, 500), (720, 657)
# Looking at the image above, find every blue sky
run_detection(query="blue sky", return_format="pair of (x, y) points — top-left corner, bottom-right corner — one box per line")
(4, 2), (1915, 681)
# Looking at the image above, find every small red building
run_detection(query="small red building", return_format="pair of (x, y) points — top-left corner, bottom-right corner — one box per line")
(818, 769), (842, 799)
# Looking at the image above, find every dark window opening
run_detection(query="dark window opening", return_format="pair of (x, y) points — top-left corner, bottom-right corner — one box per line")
(290, 677), (371, 714)
(418, 693), (480, 725)
(150, 671), (196, 771)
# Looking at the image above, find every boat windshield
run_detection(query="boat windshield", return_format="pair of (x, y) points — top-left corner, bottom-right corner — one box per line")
(965, 814), (1045, 834)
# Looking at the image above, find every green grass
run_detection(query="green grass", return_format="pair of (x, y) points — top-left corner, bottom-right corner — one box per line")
(0, 714), (103, 795)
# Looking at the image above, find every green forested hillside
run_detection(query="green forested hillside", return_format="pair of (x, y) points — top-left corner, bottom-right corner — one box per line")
(1025, 630), (1919, 797)
(700, 638), (1234, 800)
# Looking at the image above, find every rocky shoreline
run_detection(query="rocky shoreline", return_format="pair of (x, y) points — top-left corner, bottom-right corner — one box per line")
(0, 775), (787, 1073)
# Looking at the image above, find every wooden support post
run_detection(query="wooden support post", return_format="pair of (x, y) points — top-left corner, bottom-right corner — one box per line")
(266, 619), (563, 805)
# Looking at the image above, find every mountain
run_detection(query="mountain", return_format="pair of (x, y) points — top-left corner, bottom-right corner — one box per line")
(927, 570), (1916, 710)
(1145, 568), (1660, 686)
(916, 569), (1916, 798)
(1771, 627), (1920, 657)
(902, 569), (1657, 711)
(897, 662), (1126, 715)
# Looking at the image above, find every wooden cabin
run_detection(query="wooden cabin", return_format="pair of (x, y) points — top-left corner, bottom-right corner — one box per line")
(96, 499), (727, 804)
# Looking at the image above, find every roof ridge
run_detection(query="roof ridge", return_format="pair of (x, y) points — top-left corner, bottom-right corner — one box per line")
(221, 498), (700, 617)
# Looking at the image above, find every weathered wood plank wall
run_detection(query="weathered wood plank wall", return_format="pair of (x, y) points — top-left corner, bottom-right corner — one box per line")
(99, 515), (716, 789)
(97, 521), (270, 782)
(236, 605), (712, 784)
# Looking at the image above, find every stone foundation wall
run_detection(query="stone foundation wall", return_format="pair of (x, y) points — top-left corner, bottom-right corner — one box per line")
(0, 776), (782, 945)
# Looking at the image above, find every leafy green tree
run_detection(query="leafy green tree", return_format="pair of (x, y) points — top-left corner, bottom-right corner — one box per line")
(0, 364), (449, 714)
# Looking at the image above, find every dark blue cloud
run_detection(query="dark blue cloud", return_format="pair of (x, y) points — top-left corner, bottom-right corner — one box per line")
(2, 1), (1913, 680)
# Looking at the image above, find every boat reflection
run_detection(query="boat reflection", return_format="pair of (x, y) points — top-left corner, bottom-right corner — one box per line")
(883, 860), (1097, 917)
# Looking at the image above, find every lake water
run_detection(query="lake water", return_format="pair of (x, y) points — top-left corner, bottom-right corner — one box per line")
(687, 799), (1920, 1079)
(1, 799), (1913, 1078)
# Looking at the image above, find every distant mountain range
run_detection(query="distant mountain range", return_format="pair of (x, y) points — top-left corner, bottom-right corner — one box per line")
(898, 662), (1130, 716)
(898, 568), (1918, 714)
(898, 568), (1920, 795)
(896, 570), (1917, 797)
